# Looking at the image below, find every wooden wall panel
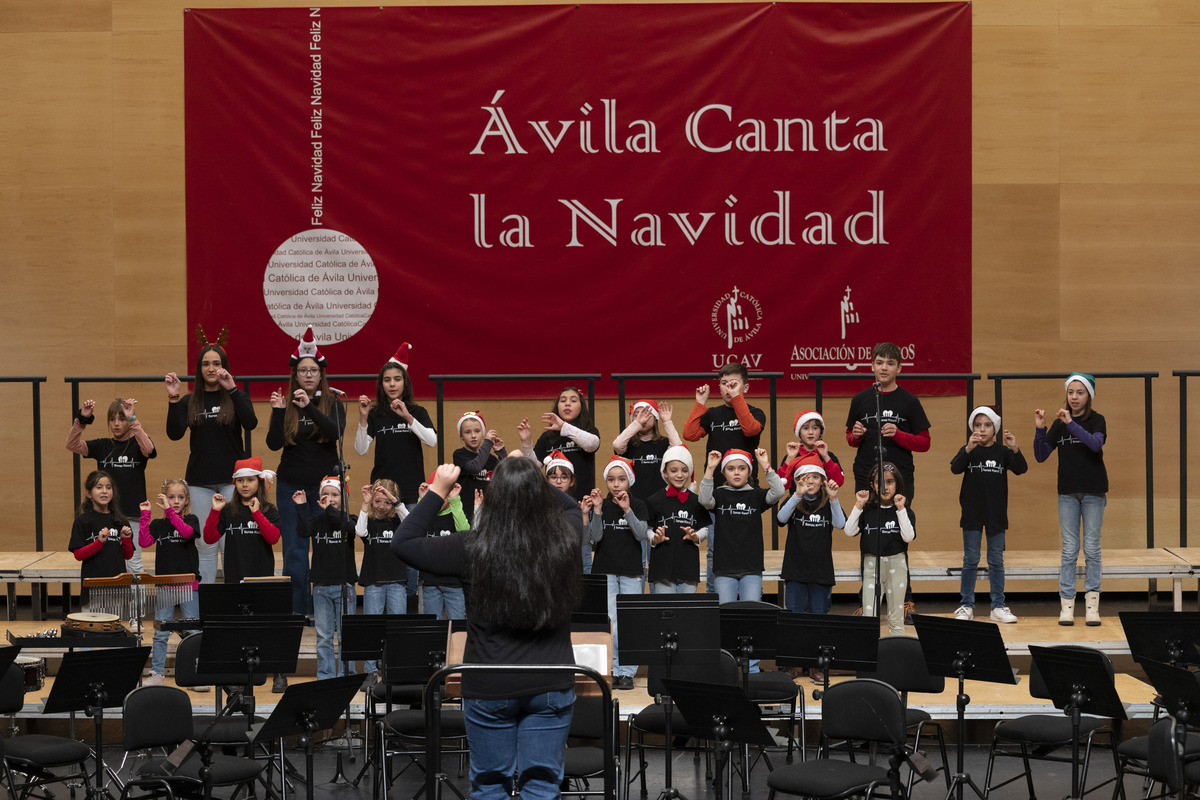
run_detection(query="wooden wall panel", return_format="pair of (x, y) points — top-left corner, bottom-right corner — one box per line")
(2, 0), (1200, 564)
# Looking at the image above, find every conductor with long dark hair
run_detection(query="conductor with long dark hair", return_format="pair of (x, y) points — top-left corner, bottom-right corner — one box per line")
(392, 457), (583, 800)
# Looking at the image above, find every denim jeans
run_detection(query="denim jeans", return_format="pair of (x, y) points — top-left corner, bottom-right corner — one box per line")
(421, 585), (466, 620)
(714, 575), (763, 672)
(190, 483), (232, 584)
(652, 581), (697, 594)
(705, 535), (716, 593)
(1059, 493), (1106, 598)
(275, 478), (315, 615)
(152, 595), (199, 676)
(313, 584), (356, 679)
(462, 689), (575, 800)
(581, 543), (593, 575)
(784, 582), (832, 614)
(961, 529), (1006, 608)
(607, 574), (643, 678)
(362, 583), (406, 673)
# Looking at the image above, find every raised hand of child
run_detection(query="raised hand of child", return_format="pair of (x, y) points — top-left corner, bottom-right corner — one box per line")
(517, 418), (532, 447)
(1034, 408), (1046, 428)
(614, 490), (630, 512)
(659, 402), (673, 423)
(695, 385), (710, 405)
(270, 390), (286, 410)
(589, 488), (603, 509)
(156, 493), (170, 510)
(682, 526), (700, 543)
(211, 494), (227, 512)
(785, 442), (800, 460)
(292, 389), (310, 408)
(579, 498), (591, 516)
(448, 483), (463, 501)
(705, 450), (722, 472)
(1003, 429), (1019, 450)
(651, 525), (668, 545)
(475, 489), (485, 509)
(826, 479), (840, 499)
(391, 399), (411, 421)
(121, 398), (137, 418)
(754, 448), (771, 470)
(97, 527), (111, 543)
(294, 489), (308, 505)
(541, 412), (564, 432)
(358, 395), (371, 417)
(140, 501), (152, 513)
(317, 493), (331, 509)
(217, 369), (237, 391)
(417, 482), (429, 500)
(851, 421), (867, 440)
(894, 494), (907, 511)
(880, 422), (898, 438)
(377, 485), (399, 506)
(164, 373), (182, 396)
(361, 485), (373, 505)
(854, 490), (870, 509)
(120, 526), (133, 539)
(81, 398), (96, 419)
(815, 440), (829, 458)
(1056, 408), (1071, 424)
(249, 496), (261, 513)
(966, 432), (984, 452)
(487, 430), (505, 449)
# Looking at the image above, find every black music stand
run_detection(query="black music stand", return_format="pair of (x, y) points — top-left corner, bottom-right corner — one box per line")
(1140, 658), (1200, 800)
(617, 594), (720, 800)
(775, 612), (879, 700)
(912, 614), (1016, 800)
(198, 580), (293, 617)
(571, 573), (610, 629)
(342, 614), (433, 788)
(44, 646), (151, 800)
(718, 604), (779, 686)
(1028, 645), (1127, 800)
(1119, 611), (1200, 667)
(662, 678), (774, 800)
(0, 645), (21, 675)
(251, 674), (364, 800)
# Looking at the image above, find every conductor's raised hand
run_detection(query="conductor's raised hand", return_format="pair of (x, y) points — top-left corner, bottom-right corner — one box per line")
(430, 464), (461, 498)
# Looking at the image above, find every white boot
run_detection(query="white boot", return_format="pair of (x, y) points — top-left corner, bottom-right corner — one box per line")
(1059, 597), (1074, 626)
(1085, 591), (1101, 626)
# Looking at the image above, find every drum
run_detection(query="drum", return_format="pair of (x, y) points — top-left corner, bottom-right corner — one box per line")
(14, 655), (45, 692)
(65, 612), (122, 631)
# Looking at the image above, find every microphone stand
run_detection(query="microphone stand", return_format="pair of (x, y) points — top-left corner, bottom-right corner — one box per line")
(871, 381), (885, 626)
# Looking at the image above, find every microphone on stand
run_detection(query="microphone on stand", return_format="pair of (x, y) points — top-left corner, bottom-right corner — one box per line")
(327, 387), (347, 397)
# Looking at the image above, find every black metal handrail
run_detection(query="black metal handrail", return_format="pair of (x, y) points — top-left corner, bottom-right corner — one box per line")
(426, 375), (602, 463)
(2, 377), (47, 550)
(988, 371), (1158, 547)
(422, 662), (616, 800)
(610, 372), (785, 546)
(1174, 371), (1200, 547)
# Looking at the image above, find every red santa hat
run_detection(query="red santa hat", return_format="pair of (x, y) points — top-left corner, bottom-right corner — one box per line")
(629, 399), (660, 420)
(456, 411), (486, 435)
(603, 455), (636, 486)
(659, 445), (694, 480)
(721, 449), (753, 471)
(968, 405), (1002, 433)
(232, 456), (276, 487)
(793, 410), (825, 438)
(289, 326), (326, 370)
(319, 475), (342, 492)
(388, 342), (413, 371)
(792, 454), (827, 480)
(542, 450), (574, 475)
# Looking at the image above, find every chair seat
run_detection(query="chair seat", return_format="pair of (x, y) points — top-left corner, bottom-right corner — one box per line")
(630, 704), (712, 739)
(767, 759), (891, 797)
(747, 671), (799, 703)
(3, 734), (91, 768)
(563, 745), (605, 778)
(995, 714), (1107, 744)
(193, 715), (265, 746)
(905, 708), (932, 727)
(1119, 732), (1200, 761)
(384, 708), (466, 737)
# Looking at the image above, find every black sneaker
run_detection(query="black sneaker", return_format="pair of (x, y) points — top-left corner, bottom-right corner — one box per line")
(614, 675), (635, 690)
(272, 673), (288, 693)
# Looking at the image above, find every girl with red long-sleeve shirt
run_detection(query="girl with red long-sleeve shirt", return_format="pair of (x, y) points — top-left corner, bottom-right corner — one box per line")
(203, 457), (281, 585)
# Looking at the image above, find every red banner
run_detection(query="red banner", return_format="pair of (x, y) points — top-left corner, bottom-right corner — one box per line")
(185, 3), (971, 397)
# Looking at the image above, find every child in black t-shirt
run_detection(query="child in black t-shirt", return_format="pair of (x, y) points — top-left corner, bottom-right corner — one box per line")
(203, 457), (281, 585)
(843, 463), (915, 638)
(646, 445), (710, 593)
(777, 457), (845, 616)
(296, 476), (358, 680)
(452, 411), (506, 525)
(1033, 373), (1108, 626)
(67, 397), (156, 572)
(139, 478), (201, 685)
(613, 400), (682, 500)
(70, 470), (134, 586)
(950, 406), (1026, 625)
(355, 478), (408, 676)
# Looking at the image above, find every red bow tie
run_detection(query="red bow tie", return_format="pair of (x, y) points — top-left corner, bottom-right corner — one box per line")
(666, 486), (690, 503)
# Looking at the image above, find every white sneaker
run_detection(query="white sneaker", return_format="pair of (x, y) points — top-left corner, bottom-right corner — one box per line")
(989, 607), (1018, 624)
(954, 605), (973, 621)
(144, 672), (165, 687)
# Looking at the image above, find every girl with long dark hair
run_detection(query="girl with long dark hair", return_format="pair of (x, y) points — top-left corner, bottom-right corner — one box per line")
(393, 457), (583, 800)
